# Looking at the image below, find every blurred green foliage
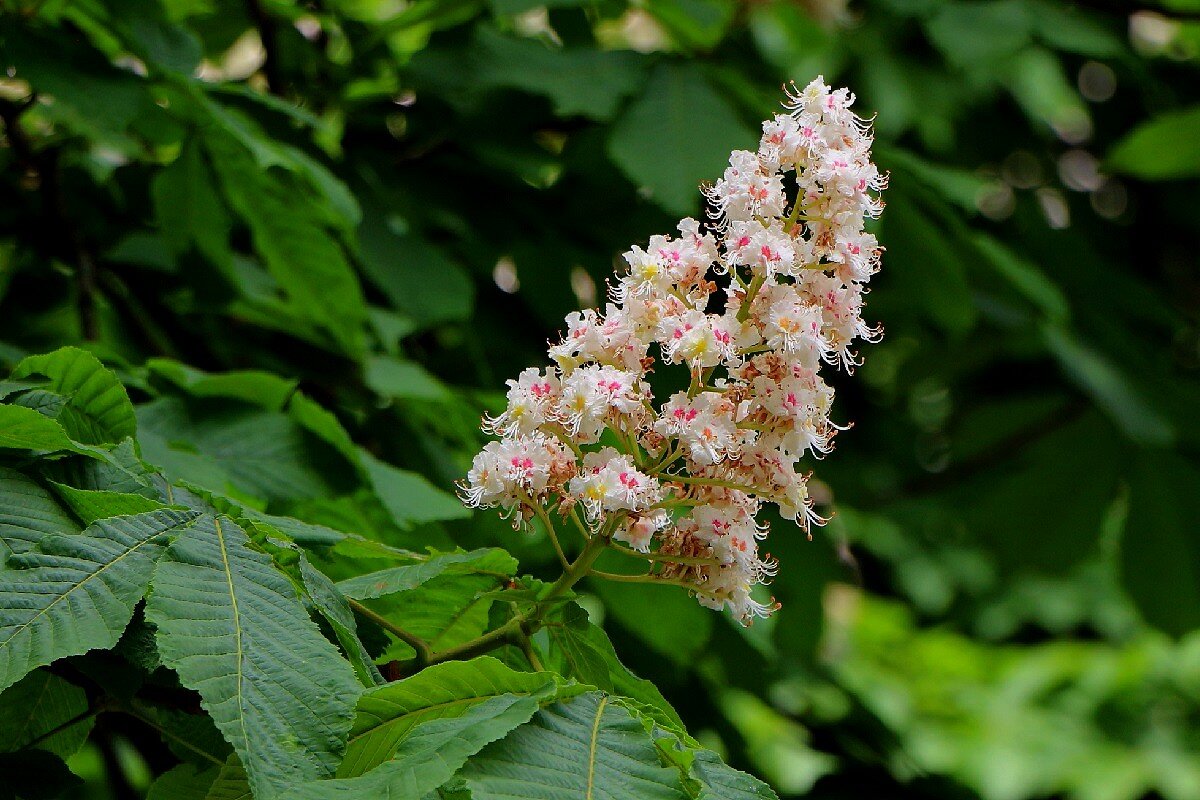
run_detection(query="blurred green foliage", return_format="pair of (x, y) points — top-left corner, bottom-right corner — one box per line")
(0, 0), (1199, 797)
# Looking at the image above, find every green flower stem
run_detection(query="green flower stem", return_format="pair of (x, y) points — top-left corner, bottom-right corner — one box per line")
(529, 495), (570, 569)
(423, 531), (610, 668)
(737, 274), (766, 322)
(348, 597), (433, 666)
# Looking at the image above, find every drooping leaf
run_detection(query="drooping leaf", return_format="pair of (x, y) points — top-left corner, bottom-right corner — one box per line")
(0, 509), (200, 692)
(691, 748), (780, 800)
(360, 449), (471, 528)
(137, 397), (354, 505)
(129, 702), (233, 767)
(152, 138), (234, 276)
(363, 356), (452, 402)
(146, 515), (362, 798)
(146, 359), (298, 411)
(295, 689), (547, 799)
(150, 757), (253, 800)
(645, 0), (737, 50)
(0, 669), (93, 758)
(45, 439), (158, 496)
(460, 690), (689, 800)
(146, 764), (222, 800)
(470, 25), (646, 121)
(203, 127), (366, 357)
(298, 555), (386, 688)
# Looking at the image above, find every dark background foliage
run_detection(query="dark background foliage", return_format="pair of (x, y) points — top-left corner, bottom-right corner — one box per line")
(1, 0), (1199, 796)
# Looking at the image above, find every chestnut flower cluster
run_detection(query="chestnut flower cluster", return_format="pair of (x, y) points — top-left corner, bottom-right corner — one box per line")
(460, 78), (886, 624)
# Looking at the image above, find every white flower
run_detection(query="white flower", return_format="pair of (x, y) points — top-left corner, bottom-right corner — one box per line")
(659, 310), (736, 368)
(569, 448), (661, 522)
(460, 433), (572, 517)
(557, 365), (644, 443)
(486, 367), (559, 435)
(704, 150), (786, 225)
(757, 284), (829, 362)
(655, 391), (740, 466)
(465, 77), (886, 625)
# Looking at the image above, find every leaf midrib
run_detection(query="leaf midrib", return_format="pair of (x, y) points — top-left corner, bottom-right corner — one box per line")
(214, 517), (252, 766)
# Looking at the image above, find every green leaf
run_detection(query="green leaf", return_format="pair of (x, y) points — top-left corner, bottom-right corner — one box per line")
(154, 757), (253, 800)
(363, 356), (452, 402)
(204, 128), (366, 357)
(368, 571), (506, 656)
(146, 515), (362, 799)
(137, 397), (353, 505)
(295, 683), (548, 799)
(337, 549), (515, 601)
(146, 359), (298, 411)
(879, 189), (977, 335)
(1121, 451), (1200, 636)
(0, 669), (93, 758)
(948, 412), (1121, 576)
(46, 439), (158, 497)
(129, 702), (233, 767)
(1027, 0), (1123, 57)
(543, 602), (685, 733)
(360, 449), (471, 529)
(298, 555), (386, 688)
(461, 690), (689, 799)
(10, 347), (137, 445)
(691, 748), (779, 800)
(152, 139), (233, 276)
(50, 483), (171, 525)
(471, 26), (646, 121)
(1042, 325), (1174, 446)
(924, 0), (1031, 67)
(0, 509), (200, 693)
(147, 764), (223, 800)
(1107, 106), (1200, 180)
(609, 63), (755, 216)
(337, 657), (556, 778)
(0, 468), (80, 555)
(0, 27), (146, 144)
(645, 0), (737, 50)
(0, 405), (96, 458)
(973, 234), (1069, 324)
(356, 210), (474, 327)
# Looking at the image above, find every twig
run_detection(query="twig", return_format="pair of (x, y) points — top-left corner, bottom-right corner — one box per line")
(347, 597), (433, 667)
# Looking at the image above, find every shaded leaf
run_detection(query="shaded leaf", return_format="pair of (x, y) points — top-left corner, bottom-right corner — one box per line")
(609, 63), (754, 215)
(0, 669), (93, 757)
